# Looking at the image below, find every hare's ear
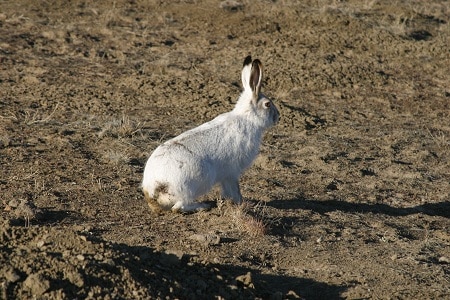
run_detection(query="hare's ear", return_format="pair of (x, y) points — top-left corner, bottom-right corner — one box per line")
(241, 55), (253, 92)
(250, 59), (263, 96)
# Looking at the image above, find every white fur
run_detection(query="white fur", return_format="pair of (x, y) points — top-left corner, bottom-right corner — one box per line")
(142, 56), (279, 212)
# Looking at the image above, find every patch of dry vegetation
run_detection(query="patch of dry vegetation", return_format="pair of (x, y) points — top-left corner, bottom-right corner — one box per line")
(219, 200), (279, 237)
(96, 115), (144, 139)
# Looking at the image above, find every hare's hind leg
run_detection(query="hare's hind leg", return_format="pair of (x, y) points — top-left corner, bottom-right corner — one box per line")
(220, 178), (242, 204)
(171, 201), (210, 213)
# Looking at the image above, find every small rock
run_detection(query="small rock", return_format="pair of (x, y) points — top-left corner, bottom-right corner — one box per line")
(160, 250), (184, 266)
(24, 273), (50, 296)
(286, 290), (301, 298)
(189, 233), (221, 246)
(0, 135), (10, 148)
(4, 268), (21, 283)
(103, 258), (115, 267)
(236, 272), (254, 288)
(220, 0), (244, 12)
(94, 253), (104, 261)
(76, 254), (85, 261)
(65, 270), (84, 287)
(438, 256), (450, 264)
(7, 199), (20, 208)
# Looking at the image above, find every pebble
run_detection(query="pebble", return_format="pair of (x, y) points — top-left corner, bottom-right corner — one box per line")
(189, 233), (221, 246)
(103, 258), (115, 267)
(4, 268), (21, 283)
(286, 290), (301, 298)
(438, 256), (449, 264)
(235, 272), (254, 288)
(76, 254), (85, 261)
(160, 250), (184, 266)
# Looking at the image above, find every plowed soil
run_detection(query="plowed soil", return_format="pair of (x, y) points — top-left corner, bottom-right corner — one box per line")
(1, 0), (449, 299)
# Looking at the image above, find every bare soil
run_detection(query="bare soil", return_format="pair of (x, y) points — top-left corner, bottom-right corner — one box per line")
(1, 0), (449, 299)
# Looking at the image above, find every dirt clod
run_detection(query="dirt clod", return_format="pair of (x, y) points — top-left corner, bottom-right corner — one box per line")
(23, 273), (50, 296)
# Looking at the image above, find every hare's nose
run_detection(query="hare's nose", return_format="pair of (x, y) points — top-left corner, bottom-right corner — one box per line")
(274, 111), (280, 123)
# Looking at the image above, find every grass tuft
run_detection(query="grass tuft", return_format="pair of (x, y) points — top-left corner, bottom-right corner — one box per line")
(225, 200), (278, 237)
(97, 115), (144, 139)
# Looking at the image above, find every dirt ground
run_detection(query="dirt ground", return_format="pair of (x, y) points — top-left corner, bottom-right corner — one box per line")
(1, 0), (449, 299)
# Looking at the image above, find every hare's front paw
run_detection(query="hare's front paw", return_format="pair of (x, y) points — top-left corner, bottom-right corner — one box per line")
(171, 201), (211, 213)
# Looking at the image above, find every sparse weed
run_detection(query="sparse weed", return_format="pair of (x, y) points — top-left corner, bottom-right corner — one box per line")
(97, 115), (144, 139)
(226, 200), (278, 237)
(24, 104), (59, 125)
(96, 178), (106, 191)
(103, 149), (130, 165)
(427, 128), (449, 150)
(0, 110), (19, 121)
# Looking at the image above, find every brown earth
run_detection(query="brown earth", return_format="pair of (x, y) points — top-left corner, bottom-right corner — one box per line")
(1, 0), (449, 299)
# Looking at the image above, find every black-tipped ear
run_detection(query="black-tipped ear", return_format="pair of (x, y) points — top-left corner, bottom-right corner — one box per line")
(243, 55), (252, 67)
(249, 59), (262, 94)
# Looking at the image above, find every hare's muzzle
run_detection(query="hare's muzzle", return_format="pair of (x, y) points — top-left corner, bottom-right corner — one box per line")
(273, 105), (280, 124)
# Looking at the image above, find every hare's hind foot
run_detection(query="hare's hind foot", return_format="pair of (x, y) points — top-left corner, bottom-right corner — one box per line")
(171, 201), (210, 213)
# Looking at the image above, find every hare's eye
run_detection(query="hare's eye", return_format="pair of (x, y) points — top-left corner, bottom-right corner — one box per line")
(264, 101), (271, 108)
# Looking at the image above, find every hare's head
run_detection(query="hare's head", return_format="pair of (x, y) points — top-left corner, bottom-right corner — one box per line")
(235, 56), (280, 128)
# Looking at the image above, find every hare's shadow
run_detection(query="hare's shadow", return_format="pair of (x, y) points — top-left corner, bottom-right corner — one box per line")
(268, 196), (449, 218)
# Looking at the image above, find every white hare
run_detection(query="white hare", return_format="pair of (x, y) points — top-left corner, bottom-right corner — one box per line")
(142, 56), (280, 213)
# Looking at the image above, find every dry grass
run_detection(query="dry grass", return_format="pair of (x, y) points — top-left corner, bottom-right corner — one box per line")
(223, 200), (278, 237)
(97, 115), (144, 139)
(314, 0), (449, 38)
(24, 104), (60, 125)
(427, 128), (450, 151)
(103, 149), (130, 165)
